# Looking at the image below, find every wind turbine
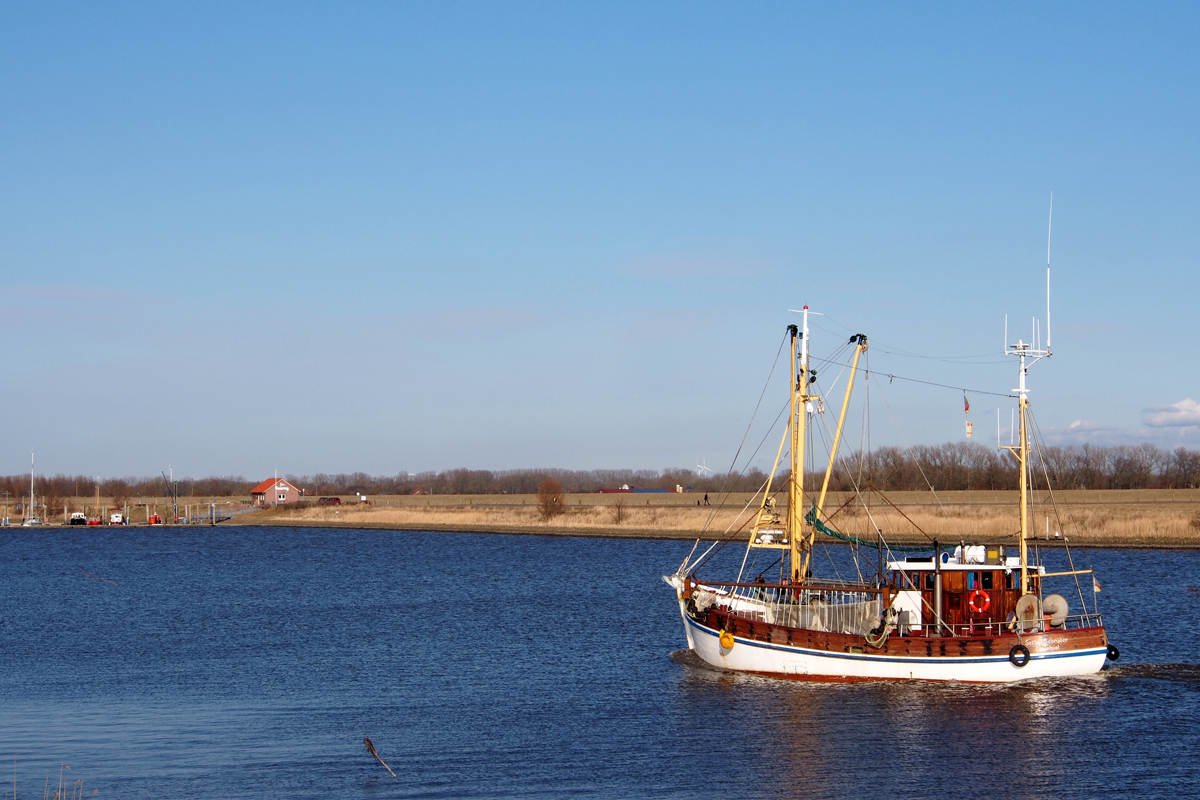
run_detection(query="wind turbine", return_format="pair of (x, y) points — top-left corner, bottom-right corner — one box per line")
(696, 459), (713, 478)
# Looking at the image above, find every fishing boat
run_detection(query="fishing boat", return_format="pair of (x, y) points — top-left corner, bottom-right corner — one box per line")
(665, 306), (1115, 682)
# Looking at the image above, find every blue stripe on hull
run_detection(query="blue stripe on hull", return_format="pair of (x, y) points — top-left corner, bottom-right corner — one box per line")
(686, 615), (1106, 665)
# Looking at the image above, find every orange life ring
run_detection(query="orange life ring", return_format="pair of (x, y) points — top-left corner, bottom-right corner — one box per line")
(968, 589), (991, 614)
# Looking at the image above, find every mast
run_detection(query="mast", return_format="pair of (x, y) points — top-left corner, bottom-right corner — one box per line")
(29, 450), (35, 521)
(1002, 206), (1054, 595)
(1017, 356), (1031, 595)
(788, 312), (807, 582)
(1002, 334), (1048, 595)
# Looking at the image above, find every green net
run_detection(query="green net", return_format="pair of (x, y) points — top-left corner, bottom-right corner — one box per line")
(804, 506), (930, 553)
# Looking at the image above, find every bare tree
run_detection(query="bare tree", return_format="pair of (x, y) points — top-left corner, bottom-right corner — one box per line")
(537, 477), (565, 521)
(611, 497), (627, 525)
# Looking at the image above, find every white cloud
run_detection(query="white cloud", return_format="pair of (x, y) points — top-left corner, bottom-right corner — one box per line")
(1143, 398), (1200, 428)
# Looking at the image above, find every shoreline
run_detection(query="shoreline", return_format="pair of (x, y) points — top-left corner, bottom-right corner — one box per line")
(11, 487), (1200, 548)
(225, 515), (1200, 548)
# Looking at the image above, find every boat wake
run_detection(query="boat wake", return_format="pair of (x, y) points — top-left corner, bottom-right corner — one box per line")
(669, 648), (716, 670)
(1106, 663), (1200, 683)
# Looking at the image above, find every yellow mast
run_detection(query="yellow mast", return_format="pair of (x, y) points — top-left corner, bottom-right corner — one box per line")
(1001, 326), (1046, 597)
(1000, 399), (1032, 595)
(788, 322), (804, 581)
(1018, 396), (1030, 594)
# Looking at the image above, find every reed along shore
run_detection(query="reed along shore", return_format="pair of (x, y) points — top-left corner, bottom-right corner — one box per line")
(233, 489), (1200, 548)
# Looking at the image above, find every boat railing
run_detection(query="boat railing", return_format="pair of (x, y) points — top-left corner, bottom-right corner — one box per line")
(715, 587), (1103, 638)
(902, 612), (1104, 638)
(722, 586), (883, 636)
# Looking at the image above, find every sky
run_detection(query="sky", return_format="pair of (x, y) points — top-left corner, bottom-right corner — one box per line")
(2, 2), (1199, 481)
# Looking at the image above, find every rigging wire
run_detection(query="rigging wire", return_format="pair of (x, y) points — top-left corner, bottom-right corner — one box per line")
(1027, 407), (1092, 615)
(710, 338), (862, 578)
(811, 388), (866, 582)
(693, 398), (795, 574)
(809, 333), (1015, 398)
(873, 377), (953, 515)
(812, 315), (1009, 364)
(808, 363), (929, 567)
(691, 326), (1014, 584)
(680, 329), (789, 572)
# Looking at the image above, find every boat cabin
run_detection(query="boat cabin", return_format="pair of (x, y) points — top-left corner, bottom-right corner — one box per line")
(886, 545), (1044, 635)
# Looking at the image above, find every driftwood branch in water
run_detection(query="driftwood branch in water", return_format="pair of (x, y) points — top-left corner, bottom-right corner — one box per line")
(363, 737), (397, 778)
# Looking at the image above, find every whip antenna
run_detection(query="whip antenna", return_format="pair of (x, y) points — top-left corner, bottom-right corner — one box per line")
(1046, 192), (1053, 352)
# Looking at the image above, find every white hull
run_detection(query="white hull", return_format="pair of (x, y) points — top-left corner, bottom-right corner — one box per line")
(677, 599), (1107, 683)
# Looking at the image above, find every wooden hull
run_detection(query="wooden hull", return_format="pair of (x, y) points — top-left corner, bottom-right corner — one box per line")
(677, 599), (1109, 683)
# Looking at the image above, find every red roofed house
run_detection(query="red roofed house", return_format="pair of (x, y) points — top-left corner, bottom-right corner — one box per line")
(251, 478), (302, 507)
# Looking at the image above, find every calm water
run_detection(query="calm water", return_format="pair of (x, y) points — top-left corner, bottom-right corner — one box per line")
(1, 527), (1197, 798)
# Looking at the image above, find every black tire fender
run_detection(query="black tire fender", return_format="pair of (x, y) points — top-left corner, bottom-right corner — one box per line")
(1107, 643), (1120, 661)
(1009, 643), (1031, 668)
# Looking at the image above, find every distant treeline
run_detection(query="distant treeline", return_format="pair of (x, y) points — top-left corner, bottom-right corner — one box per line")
(2, 443), (1198, 509)
(293, 468), (774, 496)
(824, 442), (1200, 492)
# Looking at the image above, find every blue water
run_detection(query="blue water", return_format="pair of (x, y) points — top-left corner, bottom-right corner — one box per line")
(1, 528), (1198, 798)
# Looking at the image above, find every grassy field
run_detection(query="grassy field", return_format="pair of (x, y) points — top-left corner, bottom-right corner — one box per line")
(240, 488), (1200, 547)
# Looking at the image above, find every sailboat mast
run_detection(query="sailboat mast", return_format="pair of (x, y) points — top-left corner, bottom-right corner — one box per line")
(30, 450), (35, 520)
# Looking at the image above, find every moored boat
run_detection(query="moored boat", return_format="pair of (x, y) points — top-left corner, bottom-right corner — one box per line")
(666, 306), (1114, 683)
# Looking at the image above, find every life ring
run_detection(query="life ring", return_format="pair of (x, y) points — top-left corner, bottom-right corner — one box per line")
(719, 630), (735, 650)
(968, 589), (991, 614)
(1107, 643), (1120, 661)
(1009, 644), (1031, 668)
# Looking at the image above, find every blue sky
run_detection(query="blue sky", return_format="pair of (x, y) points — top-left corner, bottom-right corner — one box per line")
(2, 3), (1198, 480)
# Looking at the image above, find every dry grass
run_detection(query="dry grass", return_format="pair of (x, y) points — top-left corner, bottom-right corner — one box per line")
(824, 499), (1200, 547)
(255, 498), (761, 540)
(245, 489), (1200, 547)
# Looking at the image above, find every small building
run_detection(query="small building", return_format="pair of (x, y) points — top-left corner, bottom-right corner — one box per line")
(251, 478), (301, 507)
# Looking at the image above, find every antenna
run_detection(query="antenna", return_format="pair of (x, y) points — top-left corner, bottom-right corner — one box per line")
(1047, 192), (1053, 351)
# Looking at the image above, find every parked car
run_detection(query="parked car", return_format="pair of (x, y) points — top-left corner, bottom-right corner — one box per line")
(69, 512), (87, 525)
(318, 497), (342, 505)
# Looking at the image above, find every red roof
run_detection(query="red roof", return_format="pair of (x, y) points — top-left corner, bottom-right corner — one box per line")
(251, 478), (296, 494)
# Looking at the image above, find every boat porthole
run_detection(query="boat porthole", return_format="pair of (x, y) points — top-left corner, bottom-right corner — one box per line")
(1107, 644), (1120, 661)
(719, 630), (734, 650)
(1009, 644), (1031, 668)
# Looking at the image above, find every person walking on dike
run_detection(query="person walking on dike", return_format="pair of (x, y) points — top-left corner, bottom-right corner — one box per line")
(703, 493), (710, 506)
